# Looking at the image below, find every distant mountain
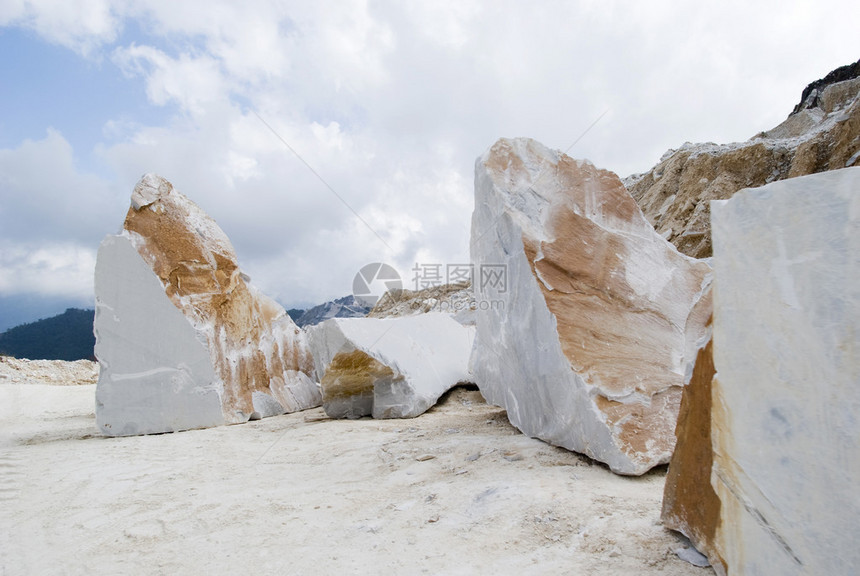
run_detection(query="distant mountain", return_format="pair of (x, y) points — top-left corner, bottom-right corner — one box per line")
(286, 308), (305, 322)
(0, 308), (95, 361)
(294, 295), (369, 327)
(0, 294), (93, 333)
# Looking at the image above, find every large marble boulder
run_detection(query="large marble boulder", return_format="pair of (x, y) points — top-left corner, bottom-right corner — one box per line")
(94, 174), (320, 436)
(308, 313), (474, 419)
(470, 137), (712, 475)
(686, 167), (858, 574)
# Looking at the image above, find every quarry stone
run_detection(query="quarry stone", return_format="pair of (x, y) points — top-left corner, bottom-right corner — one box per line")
(95, 174), (320, 435)
(470, 137), (712, 475)
(309, 313), (474, 419)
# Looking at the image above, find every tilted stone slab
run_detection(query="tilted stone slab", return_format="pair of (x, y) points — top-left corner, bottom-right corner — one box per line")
(470, 137), (712, 475)
(95, 174), (320, 435)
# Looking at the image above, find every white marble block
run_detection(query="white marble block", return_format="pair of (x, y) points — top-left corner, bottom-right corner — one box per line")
(708, 167), (860, 574)
(95, 174), (320, 436)
(309, 313), (474, 419)
(470, 137), (712, 475)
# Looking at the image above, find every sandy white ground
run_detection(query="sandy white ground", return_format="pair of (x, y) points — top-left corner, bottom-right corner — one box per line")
(0, 364), (709, 575)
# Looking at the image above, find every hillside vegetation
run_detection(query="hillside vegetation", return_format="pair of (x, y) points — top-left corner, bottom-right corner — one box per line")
(0, 308), (95, 361)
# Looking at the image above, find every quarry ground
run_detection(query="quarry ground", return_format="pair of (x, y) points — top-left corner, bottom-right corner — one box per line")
(0, 364), (710, 575)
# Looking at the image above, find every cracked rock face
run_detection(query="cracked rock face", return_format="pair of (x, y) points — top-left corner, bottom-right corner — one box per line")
(308, 313), (474, 419)
(470, 137), (712, 475)
(94, 173), (320, 436)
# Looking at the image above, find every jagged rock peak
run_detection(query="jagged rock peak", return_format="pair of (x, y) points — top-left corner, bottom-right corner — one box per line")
(792, 57), (860, 115)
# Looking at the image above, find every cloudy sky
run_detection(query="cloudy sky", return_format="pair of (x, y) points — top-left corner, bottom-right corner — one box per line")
(0, 0), (857, 330)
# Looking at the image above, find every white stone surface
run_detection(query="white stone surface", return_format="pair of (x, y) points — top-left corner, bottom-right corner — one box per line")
(470, 137), (712, 475)
(710, 167), (860, 575)
(95, 234), (224, 435)
(308, 313), (474, 419)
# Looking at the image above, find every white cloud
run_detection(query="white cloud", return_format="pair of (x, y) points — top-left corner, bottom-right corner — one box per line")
(0, 0), (119, 55)
(2, 0), (859, 313)
(0, 130), (123, 302)
(112, 44), (227, 116)
(0, 241), (96, 300)
(0, 130), (124, 246)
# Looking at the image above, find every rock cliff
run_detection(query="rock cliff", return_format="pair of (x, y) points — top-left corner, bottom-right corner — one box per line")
(627, 58), (860, 258)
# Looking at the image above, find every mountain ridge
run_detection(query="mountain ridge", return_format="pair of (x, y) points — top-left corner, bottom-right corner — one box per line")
(0, 308), (96, 361)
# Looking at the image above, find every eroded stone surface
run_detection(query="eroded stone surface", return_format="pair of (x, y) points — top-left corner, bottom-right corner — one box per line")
(95, 173), (320, 435)
(706, 167), (860, 574)
(470, 137), (712, 475)
(308, 313), (474, 419)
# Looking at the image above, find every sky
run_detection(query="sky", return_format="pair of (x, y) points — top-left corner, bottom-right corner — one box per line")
(0, 0), (858, 331)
